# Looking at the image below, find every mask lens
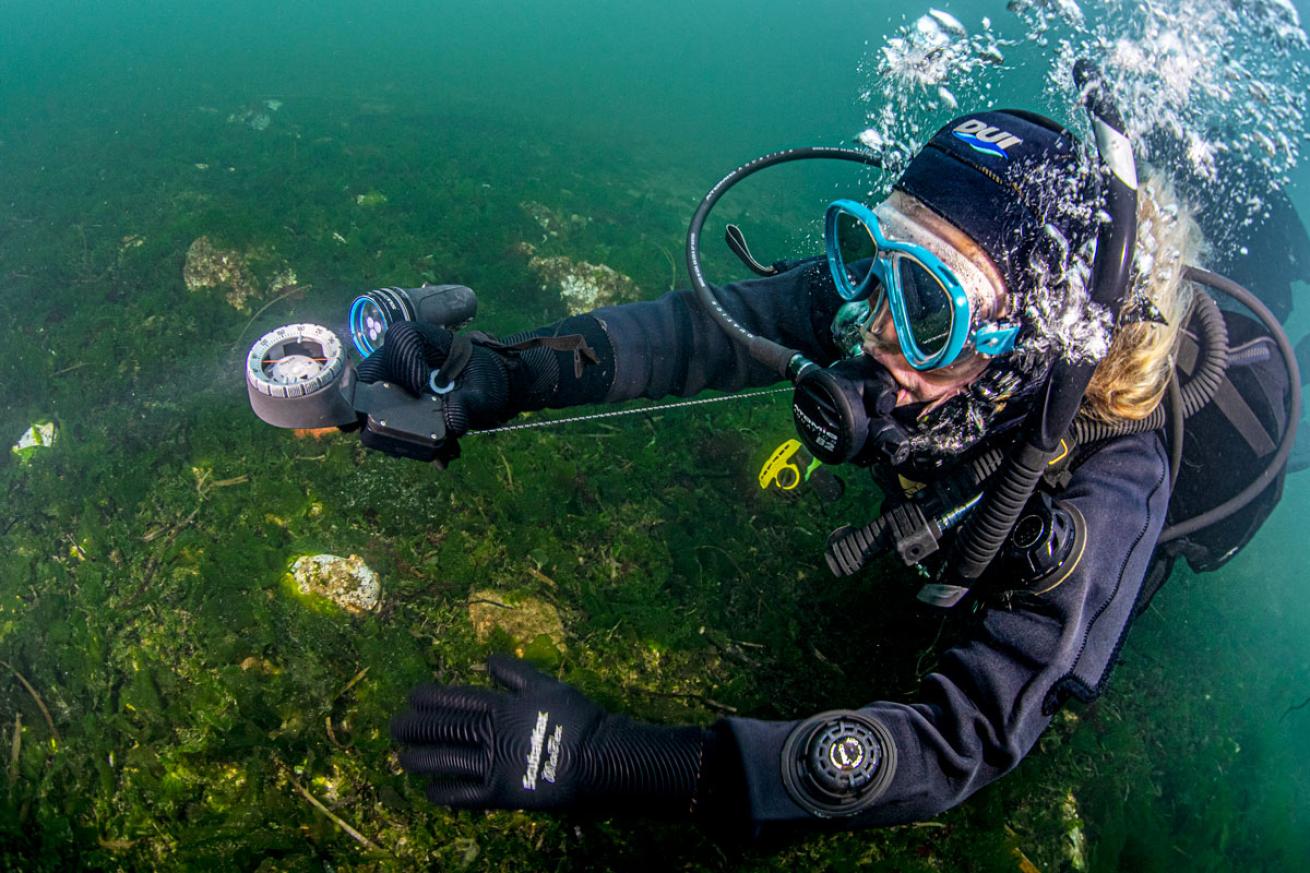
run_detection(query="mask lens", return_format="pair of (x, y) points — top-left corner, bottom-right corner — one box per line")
(835, 211), (878, 276)
(895, 255), (953, 357)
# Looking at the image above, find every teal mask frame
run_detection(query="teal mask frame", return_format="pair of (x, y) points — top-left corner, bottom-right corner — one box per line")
(824, 199), (1019, 370)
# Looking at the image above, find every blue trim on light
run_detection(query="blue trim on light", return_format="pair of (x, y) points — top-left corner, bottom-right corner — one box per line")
(348, 296), (378, 357)
(823, 199), (1019, 371)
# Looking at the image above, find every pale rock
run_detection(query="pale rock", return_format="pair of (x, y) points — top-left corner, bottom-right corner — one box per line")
(11, 420), (57, 461)
(290, 554), (382, 614)
(526, 254), (639, 315)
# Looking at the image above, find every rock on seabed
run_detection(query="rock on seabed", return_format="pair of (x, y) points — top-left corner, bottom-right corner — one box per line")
(11, 420), (57, 462)
(526, 254), (640, 315)
(183, 236), (260, 310)
(467, 589), (566, 652)
(290, 554), (381, 614)
(182, 235), (299, 311)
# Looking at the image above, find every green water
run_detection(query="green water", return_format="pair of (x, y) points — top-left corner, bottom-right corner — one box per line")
(1, 1), (1308, 869)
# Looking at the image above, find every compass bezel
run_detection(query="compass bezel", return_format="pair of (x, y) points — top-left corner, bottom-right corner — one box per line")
(246, 324), (345, 399)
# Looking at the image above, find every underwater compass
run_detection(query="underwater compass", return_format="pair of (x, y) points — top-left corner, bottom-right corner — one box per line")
(247, 323), (344, 397)
(246, 323), (358, 429)
(245, 320), (456, 462)
(244, 288), (483, 461)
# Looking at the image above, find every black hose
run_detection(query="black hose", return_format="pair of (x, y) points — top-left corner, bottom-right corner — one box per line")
(967, 446), (1008, 482)
(685, 146), (882, 380)
(1158, 266), (1301, 543)
(826, 516), (892, 576)
(826, 444), (1007, 576)
(1067, 291), (1229, 444)
(1166, 373), (1184, 496)
(951, 61), (1139, 586)
(1227, 339), (1275, 367)
(953, 443), (1049, 581)
(1071, 406), (1163, 442)
(1178, 291), (1229, 416)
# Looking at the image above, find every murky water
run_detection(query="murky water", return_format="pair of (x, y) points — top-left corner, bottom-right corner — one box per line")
(1, 1), (1308, 869)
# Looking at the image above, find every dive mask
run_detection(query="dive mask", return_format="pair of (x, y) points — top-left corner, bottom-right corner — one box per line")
(824, 199), (1019, 371)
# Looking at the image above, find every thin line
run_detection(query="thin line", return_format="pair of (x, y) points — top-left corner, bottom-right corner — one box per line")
(467, 387), (791, 436)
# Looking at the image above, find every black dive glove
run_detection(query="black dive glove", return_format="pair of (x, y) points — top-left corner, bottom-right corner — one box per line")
(391, 654), (715, 815)
(356, 317), (615, 437)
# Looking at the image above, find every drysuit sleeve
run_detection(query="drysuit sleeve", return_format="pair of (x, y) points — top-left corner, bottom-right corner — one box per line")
(587, 258), (847, 402)
(716, 430), (1170, 836)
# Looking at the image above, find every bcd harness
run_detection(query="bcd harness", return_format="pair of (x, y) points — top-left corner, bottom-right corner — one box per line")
(824, 266), (1300, 607)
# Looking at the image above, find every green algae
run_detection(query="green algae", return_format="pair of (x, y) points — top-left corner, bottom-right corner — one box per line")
(0, 85), (1306, 873)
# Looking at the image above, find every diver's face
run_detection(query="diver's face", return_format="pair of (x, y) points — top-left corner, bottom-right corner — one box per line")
(861, 192), (1009, 409)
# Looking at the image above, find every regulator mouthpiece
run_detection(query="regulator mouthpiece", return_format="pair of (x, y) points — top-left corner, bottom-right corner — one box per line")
(348, 284), (477, 356)
(791, 357), (910, 467)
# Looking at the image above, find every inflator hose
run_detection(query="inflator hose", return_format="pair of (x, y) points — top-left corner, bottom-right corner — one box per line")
(1158, 267), (1301, 543)
(950, 61), (1140, 588)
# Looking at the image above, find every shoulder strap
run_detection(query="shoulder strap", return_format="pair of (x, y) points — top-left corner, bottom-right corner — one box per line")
(1177, 331), (1276, 457)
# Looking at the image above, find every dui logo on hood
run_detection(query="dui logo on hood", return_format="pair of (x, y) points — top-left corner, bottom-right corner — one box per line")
(952, 119), (1023, 159)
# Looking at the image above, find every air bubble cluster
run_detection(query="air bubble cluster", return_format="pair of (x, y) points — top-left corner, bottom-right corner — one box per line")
(853, 0), (1308, 456)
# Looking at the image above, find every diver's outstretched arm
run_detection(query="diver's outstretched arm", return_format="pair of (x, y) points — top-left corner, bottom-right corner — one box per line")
(718, 430), (1170, 835)
(585, 257), (846, 403)
(390, 431), (1169, 836)
(357, 259), (847, 437)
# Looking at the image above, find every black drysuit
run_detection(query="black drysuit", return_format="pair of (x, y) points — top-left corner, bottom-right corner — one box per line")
(578, 258), (1170, 833)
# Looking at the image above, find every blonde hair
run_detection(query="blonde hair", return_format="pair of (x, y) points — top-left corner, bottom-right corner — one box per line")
(1083, 172), (1202, 422)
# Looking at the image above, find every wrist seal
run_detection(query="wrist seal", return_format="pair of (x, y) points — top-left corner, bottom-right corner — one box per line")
(780, 710), (897, 818)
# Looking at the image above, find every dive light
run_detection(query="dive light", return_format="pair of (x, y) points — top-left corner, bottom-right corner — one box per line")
(348, 284), (477, 357)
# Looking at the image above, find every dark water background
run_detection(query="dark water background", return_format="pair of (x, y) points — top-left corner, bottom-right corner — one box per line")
(1, 1), (1308, 869)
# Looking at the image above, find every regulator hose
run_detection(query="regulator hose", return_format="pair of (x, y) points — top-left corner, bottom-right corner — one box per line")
(685, 146), (883, 380)
(1179, 290), (1231, 416)
(1068, 290), (1229, 444)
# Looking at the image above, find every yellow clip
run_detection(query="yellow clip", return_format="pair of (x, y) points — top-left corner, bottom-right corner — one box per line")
(897, 474), (926, 496)
(1048, 438), (1070, 466)
(760, 439), (804, 491)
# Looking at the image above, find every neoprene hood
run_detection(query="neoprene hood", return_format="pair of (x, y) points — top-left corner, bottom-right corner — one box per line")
(894, 109), (1100, 303)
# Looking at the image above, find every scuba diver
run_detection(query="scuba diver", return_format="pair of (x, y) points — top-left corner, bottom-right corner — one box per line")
(290, 74), (1296, 836)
